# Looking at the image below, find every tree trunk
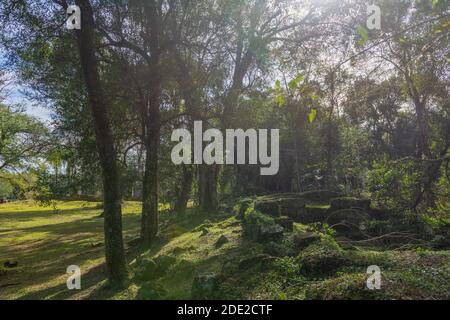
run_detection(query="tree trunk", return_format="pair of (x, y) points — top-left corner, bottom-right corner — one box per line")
(174, 164), (193, 215)
(199, 164), (218, 212)
(75, 0), (127, 285)
(413, 98), (431, 158)
(139, 0), (162, 246)
(141, 128), (159, 245)
(140, 84), (161, 246)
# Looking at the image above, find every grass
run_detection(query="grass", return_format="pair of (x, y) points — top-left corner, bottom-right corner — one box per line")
(0, 200), (142, 300)
(0, 200), (249, 300)
(1, 200), (449, 300)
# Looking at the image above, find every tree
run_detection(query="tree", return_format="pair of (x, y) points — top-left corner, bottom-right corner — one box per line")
(0, 104), (49, 171)
(73, 0), (128, 284)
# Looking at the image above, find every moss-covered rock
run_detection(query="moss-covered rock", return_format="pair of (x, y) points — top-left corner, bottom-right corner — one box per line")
(134, 257), (159, 281)
(191, 273), (219, 300)
(234, 198), (254, 220)
(215, 235), (230, 248)
(242, 210), (283, 243)
(238, 254), (274, 270)
(298, 240), (347, 277)
(275, 216), (294, 231)
(292, 231), (321, 251)
(330, 197), (371, 212)
(134, 254), (177, 281)
(255, 197), (306, 217)
(304, 206), (330, 223)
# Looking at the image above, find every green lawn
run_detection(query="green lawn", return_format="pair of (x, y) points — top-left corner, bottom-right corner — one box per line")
(0, 200), (142, 300)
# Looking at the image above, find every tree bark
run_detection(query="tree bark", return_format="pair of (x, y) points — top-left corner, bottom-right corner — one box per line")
(174, 164), (193, 215)
(75, 0), (127, 285)
(199, 164), (218, 212)
(140, 0), (161, 246)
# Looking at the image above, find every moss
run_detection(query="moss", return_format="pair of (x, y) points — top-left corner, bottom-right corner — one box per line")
(298, 240), (347, 277)
(305, 273), (387, 300)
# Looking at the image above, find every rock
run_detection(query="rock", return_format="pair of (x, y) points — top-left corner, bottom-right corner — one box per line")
(292, 232), (321, 250)
(275, 217), (294, 232)
(255, 196), (307, 221)
(173, 259), (195, 276)
(263, 241), (288, 257)
(299, 190), (343, 202)
(191, 273), (219, 300)
(278, 198), (306, 217)
(258, 223), (284, 243)
(134, 254), (176, 281)
(3, 261), (18, 269)
(304, 207), (330, 223)
(255, 199), (281, 217)
(236, 199), (253, 220)
(221, 258), (236, 275)
(215, 235), (229, 248)
(238, 254), (271, 270)
(154, 255), (177, 272)
(260, 256), (277, 271)
(134, 257), (159, 281)
(330, 197), (371, 213)
(298, 243), (347, 276)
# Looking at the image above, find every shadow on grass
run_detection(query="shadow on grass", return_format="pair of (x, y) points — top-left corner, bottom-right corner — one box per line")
(0, 204), (235, 300)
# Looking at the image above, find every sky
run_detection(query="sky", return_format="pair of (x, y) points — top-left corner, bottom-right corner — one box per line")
(1, 50), (53, 123)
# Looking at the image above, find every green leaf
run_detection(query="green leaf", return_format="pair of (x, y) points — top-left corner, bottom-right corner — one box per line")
(275, 80), (281, 89)
(288, 74), (304, 90)
(308, 109), (317, 123)
(275, 94), (285, 107)
(357, 25), (369, 46)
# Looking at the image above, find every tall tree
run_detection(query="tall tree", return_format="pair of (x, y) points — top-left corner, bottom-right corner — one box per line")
(74, 0), (127, 284)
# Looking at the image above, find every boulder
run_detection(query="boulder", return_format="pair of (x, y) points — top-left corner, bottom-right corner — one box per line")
(255, 197), (306, 219)
(221, 259), (236, 275)
(242, 210), (282, 242)
(299, 190), (343, 202)
(258, 223), (284, 243)
(263, 241), (290, 257)
(134, 255), (176, 281)
(255, 199), (281, 217)
(154, 255), (177, 272)
(304, 207), (330, 223)
(215, 235), (229, 248)
(330, 197), (371, 212)
(279, 198), (307, 217)
(292, 232), (321, 251)
(275, 217), (294, 232)
(238, 254), (272, 270)
(298, 242), (347, 277)
(134, 257), (159, 281)
(191, 273), (219, 300)
(235, 199), (253, 220)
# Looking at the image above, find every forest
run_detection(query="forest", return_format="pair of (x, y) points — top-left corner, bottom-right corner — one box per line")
(0, 0), (449, 300)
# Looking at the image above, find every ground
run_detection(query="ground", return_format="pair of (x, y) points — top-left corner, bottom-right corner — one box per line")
(0, 200), (141, 299)
(0, 200), (449, 300)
